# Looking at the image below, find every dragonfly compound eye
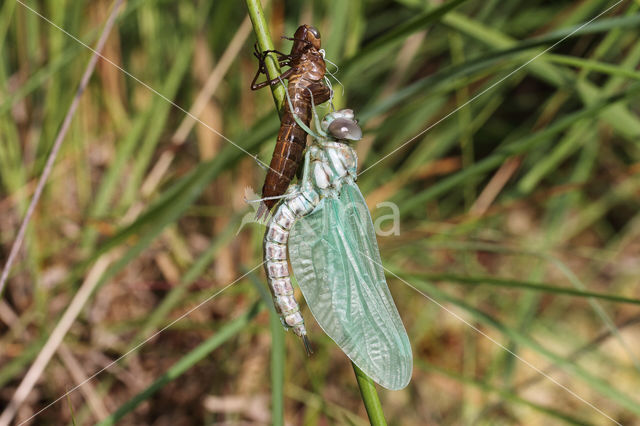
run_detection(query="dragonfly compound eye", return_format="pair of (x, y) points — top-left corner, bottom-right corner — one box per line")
(328, 118), (363, 141)
(308, 26), (321, 39)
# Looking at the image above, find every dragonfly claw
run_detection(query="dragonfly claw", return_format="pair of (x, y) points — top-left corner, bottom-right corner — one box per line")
(302, 334), (314, 357)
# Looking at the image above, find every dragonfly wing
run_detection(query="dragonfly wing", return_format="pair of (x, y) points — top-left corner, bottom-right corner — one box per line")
(289, 182), (412, 390)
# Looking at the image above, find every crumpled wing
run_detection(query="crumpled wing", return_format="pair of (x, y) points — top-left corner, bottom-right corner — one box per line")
(289, 182), (412, 390)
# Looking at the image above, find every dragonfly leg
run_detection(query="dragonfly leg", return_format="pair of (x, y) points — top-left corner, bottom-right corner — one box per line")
(251, 43), (296, 90)
(253, 45), (291, 69)
(251, 66), (295, 91)
(250, 63), (267, 91)
(255, 45), (290, 59)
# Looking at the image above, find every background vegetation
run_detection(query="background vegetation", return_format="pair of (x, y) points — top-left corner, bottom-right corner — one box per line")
(1, 0), (639, 424)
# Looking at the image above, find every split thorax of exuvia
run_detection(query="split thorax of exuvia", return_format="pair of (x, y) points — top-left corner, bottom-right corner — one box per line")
(292, 24), (321, 52)
(291, 25), (325, 81)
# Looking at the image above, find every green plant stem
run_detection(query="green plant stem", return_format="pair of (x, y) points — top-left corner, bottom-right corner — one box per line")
(244, 4), (285, 425)
(248, 271), (285, 426)
(269, 305), (285, 425)
(352, 363), (387, 426)
(245, 0), (285, 115)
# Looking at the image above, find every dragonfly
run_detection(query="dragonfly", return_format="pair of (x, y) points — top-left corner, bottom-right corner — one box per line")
(251, 24), (332, 218)
(263, 100), (413, 390)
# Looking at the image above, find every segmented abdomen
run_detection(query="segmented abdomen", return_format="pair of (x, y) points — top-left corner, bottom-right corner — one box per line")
(260, 84), (312, 212)
(263, 190), (319, 338)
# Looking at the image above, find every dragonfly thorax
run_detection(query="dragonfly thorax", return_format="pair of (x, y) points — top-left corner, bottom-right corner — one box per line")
(306, 142), (357, 197)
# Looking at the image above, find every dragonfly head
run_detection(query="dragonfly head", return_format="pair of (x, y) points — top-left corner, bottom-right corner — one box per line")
(292, 24), (322, 51)
(322, 109), (363, 142)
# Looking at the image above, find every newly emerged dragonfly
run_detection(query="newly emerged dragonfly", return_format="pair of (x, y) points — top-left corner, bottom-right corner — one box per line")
(251, 24), (332, 217)
(263, 106), (413, 390)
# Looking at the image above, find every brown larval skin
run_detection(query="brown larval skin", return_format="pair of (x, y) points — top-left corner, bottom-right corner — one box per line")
(251, 25), (332, 215)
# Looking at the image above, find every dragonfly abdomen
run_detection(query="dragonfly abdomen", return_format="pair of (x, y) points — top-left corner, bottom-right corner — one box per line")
(263, 191), (318, 342)
(260, 98), (311, 212)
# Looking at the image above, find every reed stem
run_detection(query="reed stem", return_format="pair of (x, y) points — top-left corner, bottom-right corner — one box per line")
(352, 363), (388, 425)
(244, 5), (285, 426)
(245, 0), (285, 115)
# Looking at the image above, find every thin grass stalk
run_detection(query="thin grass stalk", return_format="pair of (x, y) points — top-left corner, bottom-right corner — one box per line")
(245, 0), (284, 114)
(269, 303), (285, 424)
(352, 363), (387, 425)
(0, 0), (124, 299)
(244, 2), (388, 424)
(0, 1), (125, 424)
(247, 271), (285, 426)
(244, 4), (285, 425)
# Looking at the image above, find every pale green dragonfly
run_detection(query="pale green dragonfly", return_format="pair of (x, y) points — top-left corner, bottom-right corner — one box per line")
(262, 104), (412, 390)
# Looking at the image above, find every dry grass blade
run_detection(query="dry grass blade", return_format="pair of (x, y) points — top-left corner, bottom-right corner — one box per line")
(0, 251), (119, 425)
(470, 156), (522, 216)
(57, 344), (110, 421)
(0, 3), (125, 423)
(141, 16), (253, 198)
(0, 0), (123, 299)
(0, 9), (261, 424)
